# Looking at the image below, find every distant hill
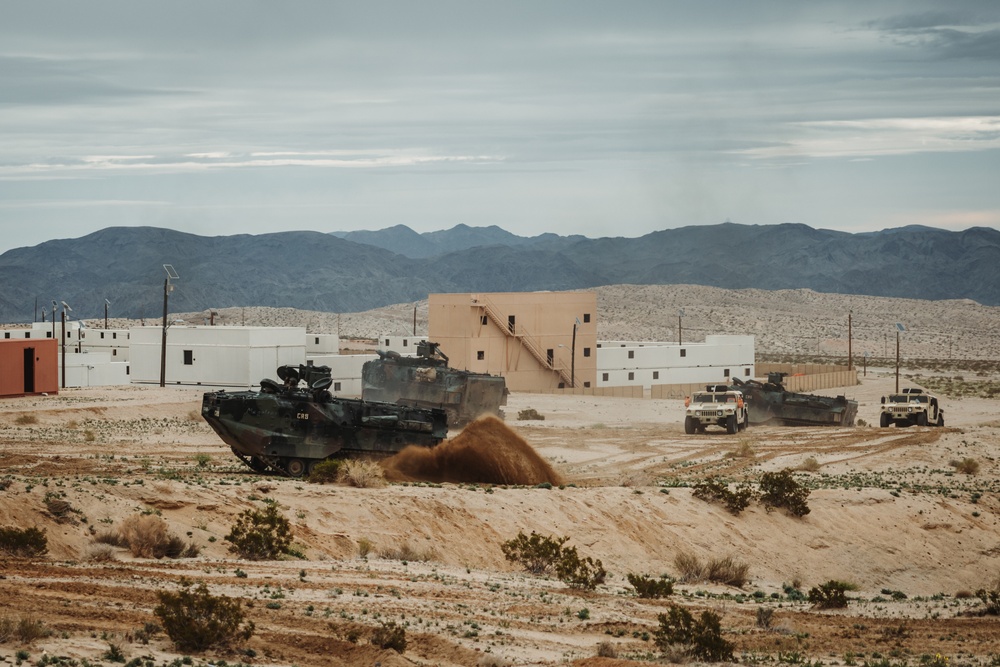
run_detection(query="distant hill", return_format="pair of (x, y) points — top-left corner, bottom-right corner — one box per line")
(2, 223), (999, 322)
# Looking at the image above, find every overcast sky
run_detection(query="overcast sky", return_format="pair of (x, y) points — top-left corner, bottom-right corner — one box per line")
(2, 1), (999, 253)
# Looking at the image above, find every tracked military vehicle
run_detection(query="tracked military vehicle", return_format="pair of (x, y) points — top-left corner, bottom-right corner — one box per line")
(731, 372), (858, 426)
(362, 341), (507, 427)
(879, 387), (944, 427)
(202, 363), (447, 477)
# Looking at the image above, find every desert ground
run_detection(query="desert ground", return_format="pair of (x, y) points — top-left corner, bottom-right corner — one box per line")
(2, 287), (1000, 667)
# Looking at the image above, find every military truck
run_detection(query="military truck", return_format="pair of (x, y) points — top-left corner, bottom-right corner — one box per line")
(879, 387), (944, 427)
(362, 341), (507, 427)
(684, 385), (750, 434)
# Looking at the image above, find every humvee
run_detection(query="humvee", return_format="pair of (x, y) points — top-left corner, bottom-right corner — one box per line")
(879, 387), (944, 428)
(684, 385), (750, 434)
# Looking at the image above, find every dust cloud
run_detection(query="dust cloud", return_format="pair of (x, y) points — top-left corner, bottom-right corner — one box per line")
(383, 416), (562, 486)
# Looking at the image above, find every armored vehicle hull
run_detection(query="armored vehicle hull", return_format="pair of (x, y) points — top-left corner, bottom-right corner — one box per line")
(202, 364), (447, 477)
(362, 341), (507, 427)
(732, 373), (858, 427)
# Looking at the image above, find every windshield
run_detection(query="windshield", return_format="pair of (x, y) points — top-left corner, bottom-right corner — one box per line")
(693, 393), (736, 404)
(889, 394), (927, 403)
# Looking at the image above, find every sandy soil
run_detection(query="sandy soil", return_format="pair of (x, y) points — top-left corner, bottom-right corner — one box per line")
(2, 365), (1000, 666)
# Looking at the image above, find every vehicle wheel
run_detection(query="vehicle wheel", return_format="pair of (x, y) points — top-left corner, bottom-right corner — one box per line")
(726, 414), (737, 434)
(739, 413), (748, 430)
(306, 459), (324, 477)
(248, 457), (269, 473)
(285, 458), (306, 478)
(684, 416), (696, 434)
(938, 414), (945, 427)
(879, 412), (890, 428)
(916, 412), (928, 427)
(696, 425), (706, 434)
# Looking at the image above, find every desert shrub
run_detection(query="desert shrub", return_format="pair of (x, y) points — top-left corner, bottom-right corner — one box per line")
(94, 528), (126, 547)
(976, 577), (1000, 615)
(628, 573), (675, 599)
(44, 495), (73, 519)
(654, 605), (734, 662)
(693, 478), (757, 515)
(225, 504), (293, 560)
(357, 537), (374, 558)
(371, 620), (406, 653)
(950, 458), (980, 475)
(809, 580), (855, 609)
(338, 459), (385, 488)
(377, 542), (439, 562)
(0, 526), (48, 557)
(154, 580), (254, 652)
(705, 555), (750, 587)
(0, 615), (49, 643)
(856, 418), (868, 427)
(14, 414), (38, 425)
(118, 515), (175, 558)
(596, 640), (618, 658)
(0, 477), (12, 491)
(726, 439), (756, 459)
(194, 453), (211, 468)
(517, 408), (545, 421)
(759, 469), (811, 516)
(84, 543), (119, 562)
(555, 545), (606, 590)
(797, 457), (821, 472)
(756, 607), (775, 629)
(674, 551), (705, 582)
(103, 641), (126, 663)
(307, 459), (341, 484)
(501, 531), (569, 574)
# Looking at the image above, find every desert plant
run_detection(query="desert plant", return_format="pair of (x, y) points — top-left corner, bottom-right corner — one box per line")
(338, 458), (385, 488)
(555, 546), (606, 590)
(501, 531), (569, 574)
(14, 414), (38, 425)
(950, 458), (980, 475)
(307, 459), (341, 484)
(377, 542), (439, 562)
(371, 620), (406, 653)
(756, 607), (775, 629)
(654, 605), (734, 662)
(44, 495), (73, 519)
(975, 577), (1000, 615)
(225, 504), (293, 560)
(154, 580), (254, 651)
(759, 469), (811, 516)
(84, 543), (119, 562)
(726, 439), (756, 459)
(194, 453), (211, 468)
(693, 478), (757, 514)
(0, 614), (49, 643)
(628, 573), (675, 598)
(517, 408), (545, 420)
(118, 514), (177, 558)
(797, 457), (821, 472)
(705, 555), (750, 587)
(357, 537), (374, 558)
(808, 580), (855, 609)
(0, 526), (48, 557)
(674, 550), (705, 582)
(596, 640), (618, 658)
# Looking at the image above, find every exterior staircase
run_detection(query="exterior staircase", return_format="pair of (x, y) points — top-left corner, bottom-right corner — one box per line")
(476, 295), (574, 387)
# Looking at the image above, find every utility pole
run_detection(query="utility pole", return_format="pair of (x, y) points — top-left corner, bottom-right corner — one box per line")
(847, 311), (853, 370)
(160, 265), (179, 387)
(61, 307), (66, 389)
(677, 308), (685, 345)
(571, 321), (577, 389)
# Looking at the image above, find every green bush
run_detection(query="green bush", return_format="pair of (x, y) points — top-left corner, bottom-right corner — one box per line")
(501, 531), (605, 589)
(759, 469), (811, 516)
(307, 459), (341, 484)
(627, 573), (675, 598)
(225, 504), (293, 560)
(808, 580), (855, 609)
(501, 532), (568, 575)
(0, 526), (48, 557)
(976, 587), (1000, 615)
(654, 605), (734, 662)
(154, 580), (254, 652)
(371, 620), (406, 652)
(693, 478), (757, 515)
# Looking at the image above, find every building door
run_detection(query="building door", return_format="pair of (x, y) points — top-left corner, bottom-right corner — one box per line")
(23, 347), (35, 393)
(507, 315), (516, 333)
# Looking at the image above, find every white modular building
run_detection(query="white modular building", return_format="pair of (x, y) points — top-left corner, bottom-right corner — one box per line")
(306, 333), (340, 355)
(378, 336), (425, 356)
(129, 326), (305, 388)
(304, 354), (376, 397)
(597, 335), (755, 389)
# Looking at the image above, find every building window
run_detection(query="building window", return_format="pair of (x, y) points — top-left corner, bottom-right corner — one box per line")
(745, 368), (751, 377)
(3, 332), (8, 339)
(314, 337), (319, 345)
(183, 350), (194, 365)
(628, 350), (634, 359)
(583, 347), (591, 357)
(507, 315), (516, 333)
(653, 371), (659, 380)
(583, 381), (591, 388)
(126, 366), (130, 375)
(113, 349), (117, 356)
(547, 349), (554, 365)
(602, 373), (609, 381)
(46, 332), (51, 338)
(477, 351), (485, 360)
(24, 332), (30, 339)
(724, 369), (730, 377)
(100, 332), (105, 339)
(680, 349), (686, 357)
(480, 315), (488, 325)
(558, 382), (565, 389)
(66, 332), (71, 339)
(113, 332), (117, 339)
(403, 339), (408, 346)
(334, 382), (342, 391)
(628, 372), (635, 381)
(385, 338), (390, 346)
(583, 313), (591, 323)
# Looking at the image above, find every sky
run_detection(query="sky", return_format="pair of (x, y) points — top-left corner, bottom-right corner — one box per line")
(1, 1), (999, 253)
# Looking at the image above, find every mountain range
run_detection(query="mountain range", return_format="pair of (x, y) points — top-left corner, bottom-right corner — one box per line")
(1, 222), (999, 323)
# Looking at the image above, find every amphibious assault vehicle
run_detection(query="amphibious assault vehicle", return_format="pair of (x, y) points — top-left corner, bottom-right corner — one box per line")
(362, 341), (507, 426)
(731, 372), (858, 426)
(202, 363), (447, 477)
(684, 385), (750, 434)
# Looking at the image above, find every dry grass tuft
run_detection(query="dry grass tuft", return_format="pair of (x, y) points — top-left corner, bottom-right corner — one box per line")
(376, 541), (439, 562)
(726, 438), (757, 459)
(796, 457), (821, 472)
(673, 551), (705, 582)
(0, 614), (49, 643)
(673, 551), (749, 587)
(338, 459), (386, 488)
(84, 543), (119, 562)
(14, 414), (38, 426)
(950, 458), (980, 475)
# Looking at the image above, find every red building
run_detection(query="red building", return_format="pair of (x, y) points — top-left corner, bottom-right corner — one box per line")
(0, 338), (58, 397)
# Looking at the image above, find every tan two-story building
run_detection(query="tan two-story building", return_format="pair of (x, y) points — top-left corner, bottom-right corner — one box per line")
(428, 292), (597, 392)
